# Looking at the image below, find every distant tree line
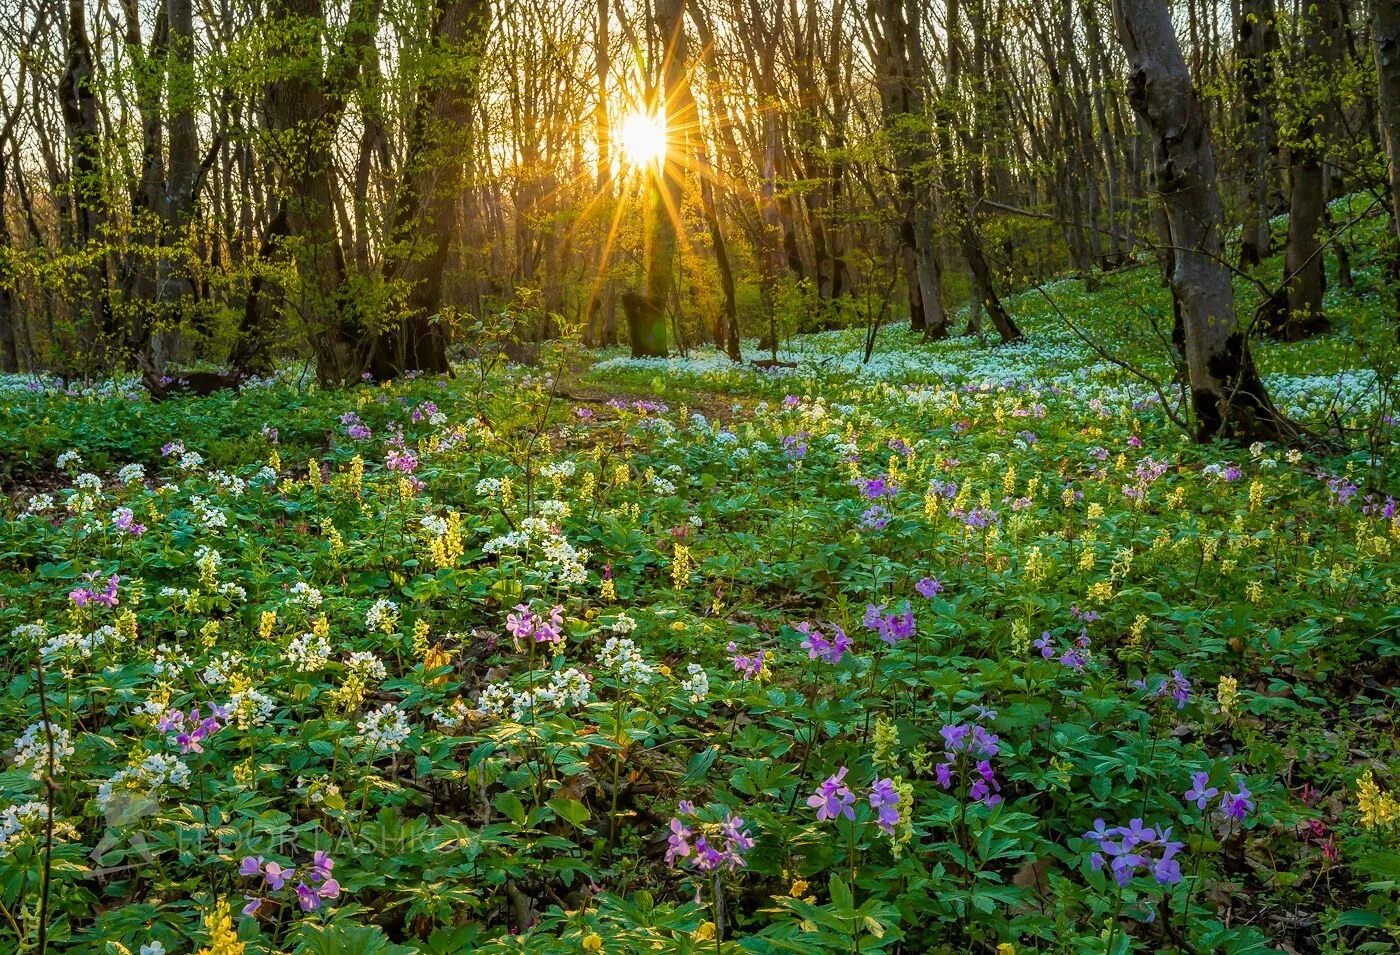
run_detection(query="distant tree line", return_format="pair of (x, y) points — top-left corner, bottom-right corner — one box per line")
(0, 0), (1395, 417)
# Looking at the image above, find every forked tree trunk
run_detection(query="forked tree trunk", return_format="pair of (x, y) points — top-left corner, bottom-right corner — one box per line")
(371, 0), (490, 380)
(1111, 0), (1291, 442)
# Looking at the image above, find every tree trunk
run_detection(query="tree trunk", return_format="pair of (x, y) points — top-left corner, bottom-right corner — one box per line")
(1282, 0), (1338, 339)
(371, 0), (490, 380)
(1111, 0), (1291, 442)
(1237, 0), (1277, 268)
(1374, 0), (1400, 327)
(635, 0), (687, 358)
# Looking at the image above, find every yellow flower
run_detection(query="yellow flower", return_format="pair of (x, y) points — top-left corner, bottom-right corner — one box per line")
(1217, 676), (1239, 716)
(258, 610), (277, 640)
(196, 900), (244, 955)
(1357, 770), (1400, 829)
(582, 932), (604, 952)
(693, 921), (716, 942)
(997, 944), (1017, 955)
(600, 577), (616, 602)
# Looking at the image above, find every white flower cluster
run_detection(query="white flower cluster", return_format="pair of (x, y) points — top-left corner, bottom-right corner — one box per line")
(346, 651), (388, 682)
(226, 687), (275, 728)
(191, 496), (228, 531)
(289, 582), (323, 608)
(24, 494), (54, 515)
(96, 754), (191, 810)
(357, 703), (412, 752)
(366, 598), (400, 633)
(0, 802), (61, 856)
(608, 613), (637, 634)
(649, 475), (677, 495)
(541, 460), (577, 480)
(40, 625), (123, 661)
(475, 478), (504, 496)
(57, 450), (82, 469)
(537, 499), (570, 520)
(117, 463), (146, 485)
(597, 637), (655, 686)
(177, 451), (204, 471)
(209, 471), (247, 496)
(12, 722), (74, 778)
(421, 514), (449, 537)
(285, 632), (333, 671)
(201, 652), (242, 686)
(680, 663), (710, 703)
(479, 668), (592, 722)
(153, 643), (193, 678)
(483, 517), (589, 586)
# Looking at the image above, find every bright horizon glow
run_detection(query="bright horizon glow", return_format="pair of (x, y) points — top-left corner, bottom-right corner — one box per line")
(617, 110), (667, 168)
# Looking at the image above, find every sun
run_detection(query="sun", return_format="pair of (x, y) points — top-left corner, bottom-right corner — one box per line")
(617, 110), (668, 168)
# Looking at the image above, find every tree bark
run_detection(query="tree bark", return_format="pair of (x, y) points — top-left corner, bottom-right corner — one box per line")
(372, 0), (491, 380)
(1111, 0), (1290, 442)
(1374, 0), (1400, 327)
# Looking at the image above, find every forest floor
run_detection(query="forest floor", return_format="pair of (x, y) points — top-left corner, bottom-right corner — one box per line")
(0, 213), (1397, 953)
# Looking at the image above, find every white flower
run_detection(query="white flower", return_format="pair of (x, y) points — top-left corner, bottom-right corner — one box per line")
(289, 582), (323, 608)
(0, 801), (56, 856)
(117, 463), (146, 485)
(346, 651), (388, 682)
(366, 598), (400, 633)
(56, 450), (82, 469)
(597, 637), (654, 686)
(177, 451), (204, 471)
(12, 722), (74, 778)
(680, 663), (710, 703)
(357, 703), (412, 752)
(226, 687), (275, 728)
(285, 632), (332, 671)
(421, 514), (449, 537)
(96, 754), (191, 810)
(24, 494), (54, 515)
(75, 472), (103, 493)
(140, 942), (166, 955)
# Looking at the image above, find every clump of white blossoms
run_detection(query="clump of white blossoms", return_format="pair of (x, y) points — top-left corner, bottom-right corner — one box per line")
(12, 722), (75, 778)
(0, 802), (74, 856)
(596, 637), (655, 687)
(366, 598), (400, 634)
(285, 632), (333, 671)
(191, 496), (228, 531)
(420, 514), (449, 537)
(40, 625), (123, 662)
(201, 652), (243, 687)
(24, 494), (54, 515)
(357, 703), (412, 752)
(117, 463), (146, 485)
(608, 613), (638, 634)
(288, 582), (323, 608)
(479, 669), (592, 722)
(56, 450), (82, 470)
(540, 460), (577, 480)
(96, 754), (191, 810)
(226, 686), (276, 729)
(177, 450), (204, 471)
(346, 651), (388, 682)
(681, 663), (710, 703)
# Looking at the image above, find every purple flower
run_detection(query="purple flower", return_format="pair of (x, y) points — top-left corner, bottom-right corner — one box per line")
(869, 778), (901, 834)
(863, 604), (916, 645)
(727, 642), (766, 680)
(914, 577), (943, 599)
(242, 897), (263, 916)
(1082, 819), (1184, 886)
(858, 475), (899, 500)
(797, 621), (851, 665)
(1221, 780), (1254, 821)
(296, 882), (321, 912)
(239, 855), (263, 877)
(808, 767), (857, 822)
(262, 860), (290, 891)
(665, 818), (693, 865)
(1184, 772), (1218, 810)
(310, 850), (334, 884)
(860, 505), (890, 530)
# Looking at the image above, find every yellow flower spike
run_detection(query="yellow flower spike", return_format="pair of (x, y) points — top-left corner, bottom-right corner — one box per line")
(582, 933), (603, 952)
(693, 922), (716, 942)
(196, 900), (244, 955)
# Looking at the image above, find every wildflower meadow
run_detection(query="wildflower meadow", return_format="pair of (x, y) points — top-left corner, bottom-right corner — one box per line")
(1, 275), (1398, 955)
